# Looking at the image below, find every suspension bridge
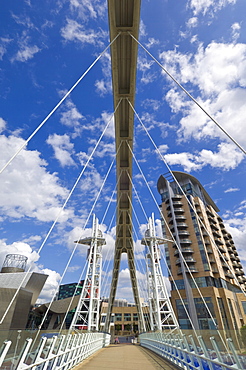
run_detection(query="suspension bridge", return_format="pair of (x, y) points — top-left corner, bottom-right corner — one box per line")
(0, 0), (246, 369)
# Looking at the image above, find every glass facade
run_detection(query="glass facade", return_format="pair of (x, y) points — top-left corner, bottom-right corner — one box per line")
(124, 313), (131, 321)
(217, 297), (229, 330)
(57, 281), (83, 300)
(115, 313), (122, 321)
(176, 297), (216, 330)
(242, 301), (246, 314)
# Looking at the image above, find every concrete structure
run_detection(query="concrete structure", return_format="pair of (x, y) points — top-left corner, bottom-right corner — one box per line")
(0, 254), (48, 330)
(31, 295), (80, 330)
(157, 171), (246, 333)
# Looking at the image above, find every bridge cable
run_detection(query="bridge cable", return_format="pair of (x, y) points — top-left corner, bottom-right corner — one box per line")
(128, 98), (246, 298)
(129, 32), (246, 156)
(126, 201), (171, 332)
(126, 171), (199, 334)
(56, 143), (122, 334)
(128, 101), (237, 350)
(0, 32), (121, 176)
(126, 141), (231, 354)
(0, 99), (122, 326)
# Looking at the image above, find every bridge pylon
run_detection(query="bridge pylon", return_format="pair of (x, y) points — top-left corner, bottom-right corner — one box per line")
(142, 213), (179, 331)
(70, 214), (106, 331)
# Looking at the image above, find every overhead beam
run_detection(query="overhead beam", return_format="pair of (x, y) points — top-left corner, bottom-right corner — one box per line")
(105, 0), (145, 332)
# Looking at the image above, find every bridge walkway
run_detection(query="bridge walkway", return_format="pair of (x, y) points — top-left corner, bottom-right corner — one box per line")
(75, 342), (178, 370)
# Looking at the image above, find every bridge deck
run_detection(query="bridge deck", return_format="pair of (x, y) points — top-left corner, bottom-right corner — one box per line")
(75, 342), (178, 370)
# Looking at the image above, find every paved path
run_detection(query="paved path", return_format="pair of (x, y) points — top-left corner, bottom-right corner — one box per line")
(74, 343), (178, 370)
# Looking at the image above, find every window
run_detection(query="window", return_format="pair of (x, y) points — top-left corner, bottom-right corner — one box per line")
(217, 298), (229, 330)
(114, 313), (122, 321)
(133, 313), (138, 321)
(194, 297), (215, 318)
(242, 301), (246, 314)
(228, 298), (238, 330)
(124, 313), (131, 321)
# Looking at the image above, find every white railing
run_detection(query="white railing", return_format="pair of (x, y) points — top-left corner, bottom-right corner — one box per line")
(0, 331), (110, 370)
(139, 332), (246, 370)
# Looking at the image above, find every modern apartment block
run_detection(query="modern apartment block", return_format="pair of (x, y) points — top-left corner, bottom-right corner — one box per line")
(157, 171), (246, 333)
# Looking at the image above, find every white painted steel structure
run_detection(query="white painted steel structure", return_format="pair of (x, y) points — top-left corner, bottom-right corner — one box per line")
(0, 332), (110, 370)
(140, 332), (245, 370)
(70, 215), (105, 331)
(142, 214), (179, 332)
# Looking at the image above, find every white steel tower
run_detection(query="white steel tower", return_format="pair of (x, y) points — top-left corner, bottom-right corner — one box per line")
(70, 215), (106, 331)
(142, 214), (179, 331)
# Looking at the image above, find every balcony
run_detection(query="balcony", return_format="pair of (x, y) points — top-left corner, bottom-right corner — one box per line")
(173, 208), (184, 214)
(174, 247), (194, 256)
(208, 216), (217, 225)
(214, 238), (224, 246)
(227, 246), (233, 253)
(212, 230), (221, 238)
(180, 239), (192, 245)
(210, 222), (219, 230)
(225, 272), (234, 279)
(217, 245), (227, 253)
(172, 195), (182, 200)
(175, 257), (196, 265)
(175, 215), (186, 221)
(212, 267), (218, 273)
(177, 266), (198, 274)
(176, 222), (188, 228)
(206, 209), (214, 217)
(178, 230), (190, 236)
(172, 201), (183, 206)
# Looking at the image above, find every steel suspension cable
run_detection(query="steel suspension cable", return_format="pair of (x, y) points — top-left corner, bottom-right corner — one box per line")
(129, 98), (246, 298)
(0, 33), (121, 176)
(128, 33), (246, 156)
(0, 100), (122, 326)
(126, 141), (231, 352)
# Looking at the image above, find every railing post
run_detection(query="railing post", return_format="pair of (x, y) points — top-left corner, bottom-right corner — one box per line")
(0, 340), (12, 367)
(227, 338), (244, 369)
(197, 335), (213, 370)
(15, 338), (33, 370)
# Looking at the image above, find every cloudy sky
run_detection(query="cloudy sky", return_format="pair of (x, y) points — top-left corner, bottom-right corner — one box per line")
(0, 0), (246, 304)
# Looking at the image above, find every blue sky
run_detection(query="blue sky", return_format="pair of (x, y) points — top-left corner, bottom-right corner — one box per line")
(0, 0), (246, 303)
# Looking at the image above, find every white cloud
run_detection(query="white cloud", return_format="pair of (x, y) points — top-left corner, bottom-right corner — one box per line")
(0, 37), (12, 60)
(0, 239), (61, 303)
(141, 99), (161, 112)
(189, 0), (236, 16)
(11, 31), (40, 63)
(37, 268), (61, 303)
(0, 134), (73, 222)
(146, 37), (159, 49)
(0, 118), (7, 133)
(222, 207), (246, 270)
(61, 19), (106, 47)
(164, 142), (244, 172)
(160, 42), (246, 150)
(187, 17), (198, 28)
(68, 0), (106, 20)
(224, 187), (240, 193)
(47, 134), (75, 167)
(116, 268), (147, 302)
(231, 22), (241, 42)
(157, 144), (169, 155)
